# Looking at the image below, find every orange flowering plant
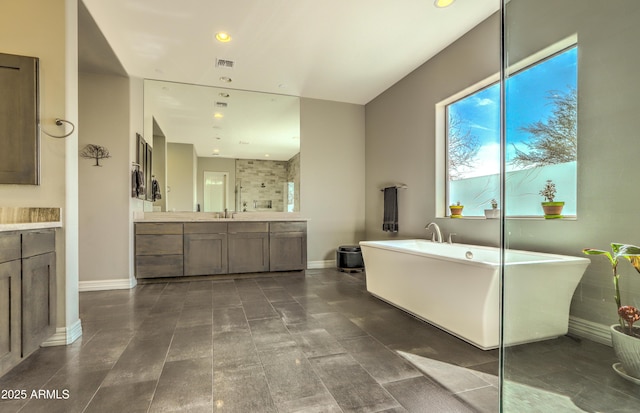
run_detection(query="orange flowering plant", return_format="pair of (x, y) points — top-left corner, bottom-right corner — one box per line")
(583, 243), (640, 337)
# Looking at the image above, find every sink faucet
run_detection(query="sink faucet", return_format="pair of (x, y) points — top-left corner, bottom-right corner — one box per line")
(425, 222), (442, 243)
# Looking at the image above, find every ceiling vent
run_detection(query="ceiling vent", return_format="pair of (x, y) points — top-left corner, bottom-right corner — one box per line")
(215, 101), (228, 108)
(215, 58), (235, 69)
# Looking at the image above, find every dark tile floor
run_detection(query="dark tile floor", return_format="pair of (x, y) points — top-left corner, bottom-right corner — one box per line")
(0, 268), (636, 412)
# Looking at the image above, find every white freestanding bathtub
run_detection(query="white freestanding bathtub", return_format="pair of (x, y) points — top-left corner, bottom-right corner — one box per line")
(359, 239), (589, 350)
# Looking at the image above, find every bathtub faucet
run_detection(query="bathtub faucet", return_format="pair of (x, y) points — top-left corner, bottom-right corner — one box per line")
(425, 222), (443, 243)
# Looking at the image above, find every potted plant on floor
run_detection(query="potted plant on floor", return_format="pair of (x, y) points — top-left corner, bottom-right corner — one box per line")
(449, 201), (464, 218)
(484, 199), (500, 219)
(539, 179), (564, 219)
(583, 243), (640, 383)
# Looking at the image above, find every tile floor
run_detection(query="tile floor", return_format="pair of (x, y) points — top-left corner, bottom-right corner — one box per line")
(0, 268), (636, 412)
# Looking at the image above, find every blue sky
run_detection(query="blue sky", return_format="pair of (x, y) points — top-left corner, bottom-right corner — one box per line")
(448, 46), (577, 177)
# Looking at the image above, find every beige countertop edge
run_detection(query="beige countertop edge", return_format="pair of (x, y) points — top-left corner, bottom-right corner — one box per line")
(0, 221), (62, 232)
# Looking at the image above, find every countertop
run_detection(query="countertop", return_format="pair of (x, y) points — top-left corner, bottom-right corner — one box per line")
(0, 207), (62, 233)
(0, 221), (62, 232)
(135, 212), (308, 222)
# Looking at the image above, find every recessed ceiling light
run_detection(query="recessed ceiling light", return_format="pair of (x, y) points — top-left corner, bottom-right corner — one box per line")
(215, 137), (221, 140)
(219, 92), (230, 98)
(434, 0), (455, 7)
(213, 149), (220, 153)
(215, 32), (232, 43)
(219, 76), (232, 83)
(213, 113), (224, 119)
(265, 154), (270, 158)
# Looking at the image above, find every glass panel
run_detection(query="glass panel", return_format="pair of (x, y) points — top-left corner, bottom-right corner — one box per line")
(501, 1), (640, 412)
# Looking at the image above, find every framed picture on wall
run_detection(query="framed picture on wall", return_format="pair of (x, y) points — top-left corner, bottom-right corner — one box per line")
(136, 133), (147, 199)
(145, 143), (153, 201)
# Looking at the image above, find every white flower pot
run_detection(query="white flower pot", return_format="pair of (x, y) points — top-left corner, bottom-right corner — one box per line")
(484, 209), (500, 219)
(610, 324), (640, 382)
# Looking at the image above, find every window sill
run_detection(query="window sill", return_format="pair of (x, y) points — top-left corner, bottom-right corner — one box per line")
(439, 215), (577, 221)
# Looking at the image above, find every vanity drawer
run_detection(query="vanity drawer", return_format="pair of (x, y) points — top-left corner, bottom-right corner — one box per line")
(269, 221), (306, 233)
(184, 222), (227, 234)
(136, 255), (184, 278)
(135, 234), (183, 255)
(135, 223), (183, 235)
(22, 230), (55, 258)
(228, 222), (268, 233)
(0, 233), (21, 263)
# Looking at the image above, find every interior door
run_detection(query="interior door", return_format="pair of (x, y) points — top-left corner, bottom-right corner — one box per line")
(204, 171), (227, 212)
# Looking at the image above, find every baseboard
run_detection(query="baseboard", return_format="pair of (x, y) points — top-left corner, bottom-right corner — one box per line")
(79, 277), (137, 292)
(307, 260), (337, 269)
(41, 319), (83, 347)
(568, 316), (612, 346)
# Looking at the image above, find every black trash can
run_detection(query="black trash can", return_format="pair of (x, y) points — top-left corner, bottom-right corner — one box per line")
(336, 245), (364, 272)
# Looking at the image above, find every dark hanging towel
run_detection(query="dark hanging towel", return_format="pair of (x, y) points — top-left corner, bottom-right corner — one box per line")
(382, 186), (398, 232)
(151, 177), (162, 202)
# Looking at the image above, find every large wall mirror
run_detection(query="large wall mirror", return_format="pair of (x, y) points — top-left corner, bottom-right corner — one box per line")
(144, 79), (300, 213)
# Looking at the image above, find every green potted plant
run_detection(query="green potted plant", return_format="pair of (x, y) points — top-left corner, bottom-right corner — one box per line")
(484, 198), (500, 219)
(583, 243), (640, 382)
(539, 179), (564, 218)
(449, 201), (463, 218)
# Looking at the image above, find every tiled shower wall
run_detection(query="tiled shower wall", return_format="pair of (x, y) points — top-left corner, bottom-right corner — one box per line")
(236, 158), (288, 212)
(287, 153), (300, 212)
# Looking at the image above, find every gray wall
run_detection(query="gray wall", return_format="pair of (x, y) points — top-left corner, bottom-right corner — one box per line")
(364, 2), (640, 331)
(167, 143), (197, 211)
(365, 12), (501, 246)
(301, 98), (366, 264)
(504, 0), (640, 327)
(78, 72), (131, 283)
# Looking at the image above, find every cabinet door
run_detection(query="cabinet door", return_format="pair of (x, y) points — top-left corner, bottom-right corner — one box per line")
(270, 231), (307, 271)
(184, 233), (228, 276)
(22, 252), (56, 356)
(0, 53), (39, 185)
(0, 260), (21, 376)
(228, 232), (269, 273)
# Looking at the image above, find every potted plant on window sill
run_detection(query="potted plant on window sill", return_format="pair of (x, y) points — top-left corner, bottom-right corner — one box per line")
(449, 201), (464, 218)
(539, 179), (564, 219)
(484, 199), (500, 219)
(583, 243), (640, 384)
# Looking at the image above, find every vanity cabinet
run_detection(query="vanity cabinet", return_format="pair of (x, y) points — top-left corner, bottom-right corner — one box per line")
(0, 229), (57, 377)
(269, 222), (307, 271)
(135, 223), (184, 278)
(184, 223), (228, 276)
(0, 234), (21, 376)
(228, 222), (270, 273)
(21, 230), (56, 356)
(134, 220), (307, 279)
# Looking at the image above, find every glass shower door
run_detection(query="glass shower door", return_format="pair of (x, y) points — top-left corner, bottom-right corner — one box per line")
(500, 1), (640, 411)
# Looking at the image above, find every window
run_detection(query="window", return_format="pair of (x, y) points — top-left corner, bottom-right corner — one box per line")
(442, 43), (578, 217)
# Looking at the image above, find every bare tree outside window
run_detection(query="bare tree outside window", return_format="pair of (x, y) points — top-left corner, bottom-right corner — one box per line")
(447, 115), (481, 180)
(510, 87), (577, 169)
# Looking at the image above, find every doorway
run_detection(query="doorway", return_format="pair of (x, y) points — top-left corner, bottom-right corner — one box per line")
(203, 171), (228, 212)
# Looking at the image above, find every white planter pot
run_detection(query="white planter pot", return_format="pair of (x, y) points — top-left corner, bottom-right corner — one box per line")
(484, 209), (500, 219)
(610, 324), (640, 382)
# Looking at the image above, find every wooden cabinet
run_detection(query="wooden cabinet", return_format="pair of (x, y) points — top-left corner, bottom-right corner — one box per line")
(0, 229), (56, 377)
(270, 222), (307, 272)
(135, 223), (184, 278)
(228, 222), (269, 273)
(134, 220), (307, 279)
(184, 223), (228, 276)
(0, 234), (21, 376)
(0, 53), (39, 185)
(21, 230), (56, 357)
